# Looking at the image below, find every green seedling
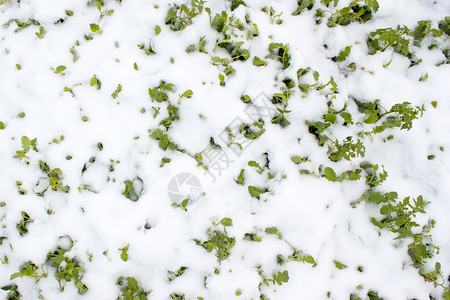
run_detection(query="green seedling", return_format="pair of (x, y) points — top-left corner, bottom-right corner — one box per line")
(165, 0), (206, 31)
(327, 3), (376, 27)
(332, 46), (351, 62)
(35, 26), (45, 38)
(46, 246), (88, 294)
(90, 75), (101, 89)
(267, 43), (291, 69)
(230, 0), (246, 10)
(119, 244), (129, 262)
(292, 0), (315, 15)
(16, 211), (32, 236)
(122, 179), (143, 201)
(1, 285), (20, 300)
(167, 266), (187, 282)
(54, 65), (66, 74)
(333, 260), (348, 269)
(253, 56), (268, 66)
(262, 6), (283, 24)
(248, 160), (264, 173)
(195, 219), (235, 262)
(149, 129), (179, 151)
(171, 198), (189, 211)
(10, 261), (47, 282)
(36, 160), (70, 196)
(367, 26), (411, 56)
(137, 42), (156, 55)
(327, 136), (366, 162)
(360, 163), (387, 186)
(14, 136), (38, 161)
(110, 84), (122, 99)
(116, 276), (150, 300)
(239, 119), (265, 139)
(235, 169), (245, 185)
(258, 267), (289, 287)
(243, 232), (262, 242)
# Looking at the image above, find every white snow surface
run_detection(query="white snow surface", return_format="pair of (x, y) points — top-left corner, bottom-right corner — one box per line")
(0, 0), (449, 299)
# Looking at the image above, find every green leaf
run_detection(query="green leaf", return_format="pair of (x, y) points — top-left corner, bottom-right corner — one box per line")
(54, 65), (66, 74)
(365, 0), (379, 13)
(220, 217), (233, 226)
(235, 169), (245, 185)
(364, 113), (379, 124)
(155, 25), (161, 35)
(90, 23), (100, 33)
(180, 89), (193, 98)
(0, 121), (5, 130)
(340, 112), (353, 124)
(90, 75), (98, 86)
(291, 156), (306, 164)
(380, 204), (393, 215)
(303, 255), (316, 266)
(248, 186), (261, 198)
(324, 167), (338, 182)
(119, 244), (129, 262)
(275, 270), (289, 285)
(10, 272), (22, 280)
(265, 227), (280, 236)
(21, 136), (31, 151)
(253, 56), (267, 66)
(333, 260), (348, 269)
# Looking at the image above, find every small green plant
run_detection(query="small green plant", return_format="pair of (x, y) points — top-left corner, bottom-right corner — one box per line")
(1, 285), (20, 300)
(122, 179), (142, 201)
(35, 26), (45, 38)
(46, 246), (88, 294)
(265, 227), (317, 267)
(267, 43), (291, 69)
(10, 261), (47, 282)
(167, 266), (187, 281)
(137, 42), (156, 55)
(111, 84), (122, 99)
(195, 218), (235, 262)
(412, 20), (443, 46)
(253, 56), (267, 66)
(149, 129), (178, 151)
(116, 276), (150, 300)
(248, 160), (264, 173)
(248, 185), (267, 199)
(54, 65), (66, 74)
(326, 2), (377, 27)
(171, 198), (189, 211)
(165, 0), (206, 31)
(367, 26), (412, 56)
(239, 119), (265, 140)
(235, 169), (245, 185)
(36, 160), (70, 196)
(258, 267), (289, 287)
(332, 46), (352, 62)
(14, 136), (38, 162)
(357, 100), (425, 134)
(90, 74), (101, 89)
(327, 136), (366, 162)
(333, 260), (348, 269)
(119, 244), (129, 262)
(16, 211), (32, 236)
(262, 6), (283, 25)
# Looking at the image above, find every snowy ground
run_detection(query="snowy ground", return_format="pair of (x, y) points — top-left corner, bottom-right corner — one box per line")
(1, 0), (450, 299)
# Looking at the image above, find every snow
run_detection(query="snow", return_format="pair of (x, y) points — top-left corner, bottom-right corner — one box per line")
(0, 0), (450, 299)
